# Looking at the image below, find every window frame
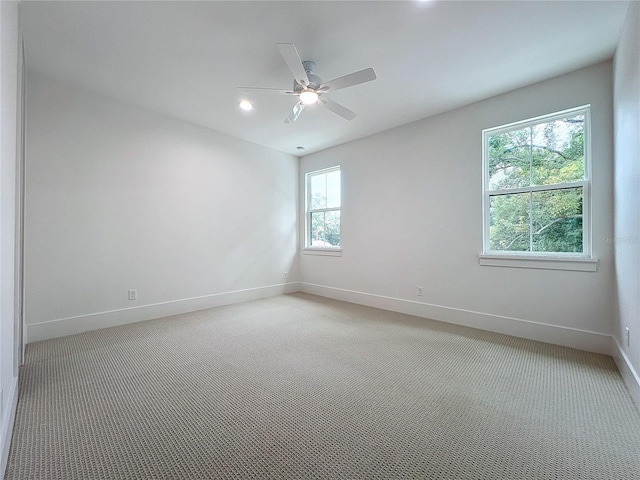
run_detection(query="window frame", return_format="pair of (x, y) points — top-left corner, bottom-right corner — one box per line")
(304, 166), (342, 255)
(480, 105), (596, 271)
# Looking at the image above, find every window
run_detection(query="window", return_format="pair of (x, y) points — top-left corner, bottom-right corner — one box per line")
(306, 166), (341, 250)
(482, 106), (591, 260)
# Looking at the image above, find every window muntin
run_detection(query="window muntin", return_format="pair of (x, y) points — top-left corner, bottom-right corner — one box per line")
(483, 107), (590, 256)
(306, 166), (341, 248)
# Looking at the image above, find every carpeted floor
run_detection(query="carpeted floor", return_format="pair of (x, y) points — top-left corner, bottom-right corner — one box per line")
(5, 293), (640, 479)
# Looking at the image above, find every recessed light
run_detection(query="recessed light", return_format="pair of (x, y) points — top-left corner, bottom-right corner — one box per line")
(296, 146), (305, 151)
(239, 100), (253, 111)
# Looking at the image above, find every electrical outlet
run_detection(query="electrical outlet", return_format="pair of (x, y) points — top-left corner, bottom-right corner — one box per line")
(417, 286), (424, 297)
(283, 271), (289, 281)
(625, 327), (630, 347)
(128, 289), (137, 301)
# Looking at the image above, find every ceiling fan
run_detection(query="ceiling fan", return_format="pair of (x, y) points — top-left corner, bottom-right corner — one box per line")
(238, 43), (377, 123)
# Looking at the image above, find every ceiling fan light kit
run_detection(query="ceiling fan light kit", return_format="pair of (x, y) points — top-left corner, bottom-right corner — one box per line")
(238, 43), (377, 123)
(299, 90), (319, 105)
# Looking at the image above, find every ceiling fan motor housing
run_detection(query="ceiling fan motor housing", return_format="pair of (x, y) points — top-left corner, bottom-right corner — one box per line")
(293, 61), (323, 92)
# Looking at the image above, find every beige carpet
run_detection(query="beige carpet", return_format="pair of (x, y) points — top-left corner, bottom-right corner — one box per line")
(5, 293), (640, 479)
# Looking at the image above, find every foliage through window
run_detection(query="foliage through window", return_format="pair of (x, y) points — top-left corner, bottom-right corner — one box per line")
(306, 166), (341, 248)
(483, 107), (590, 256)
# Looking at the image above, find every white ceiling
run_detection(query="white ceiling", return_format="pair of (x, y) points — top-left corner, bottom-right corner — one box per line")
(21, 1), (629, 156)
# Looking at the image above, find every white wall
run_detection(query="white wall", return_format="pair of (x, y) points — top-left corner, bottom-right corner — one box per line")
(25, 72), (299, 341)
(300, 62), (614, 354)
(612, 1), (640, 408)
(0, 0), (20, 475)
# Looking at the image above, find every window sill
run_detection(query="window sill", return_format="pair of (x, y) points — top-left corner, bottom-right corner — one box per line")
(303, 248), (342, 257)
(479, 254), (597, 272)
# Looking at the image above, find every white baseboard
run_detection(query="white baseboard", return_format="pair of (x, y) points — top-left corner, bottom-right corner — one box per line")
(300, 282), (612, 355)
(27, 282), (301, 342)
(1, 377), (18, 478)
(611, 337), (640, 412)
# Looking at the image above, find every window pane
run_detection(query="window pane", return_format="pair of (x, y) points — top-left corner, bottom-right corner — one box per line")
(326, 170), (341, 208)
(310, 173), (327, 209)
(488, 114), (585, 191)
(309, 210), (340, 247)
(489, 192), (531, 252)
(531, 188), (583, 253)
(325, 210), (340, 246)
(310, 211), (326, 246)
(488, 128), (532, 190)
(531, 115), (584, 186)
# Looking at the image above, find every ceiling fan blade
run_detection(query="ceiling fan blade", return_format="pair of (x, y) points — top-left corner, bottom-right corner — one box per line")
(319, 68), (377, 92)
(277, 43), (310, 87)
(319, 97), (357, 121)
(284, 102), (305, 123)
(237, 86), (296, 95)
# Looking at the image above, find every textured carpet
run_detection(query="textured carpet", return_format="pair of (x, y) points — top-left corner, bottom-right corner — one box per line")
(5, 293), (640, 479)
